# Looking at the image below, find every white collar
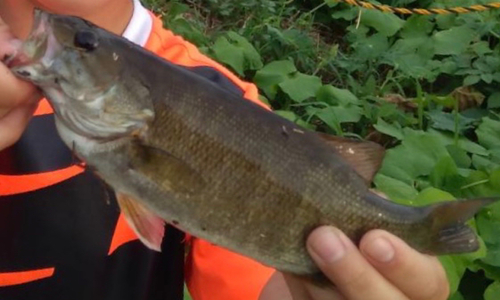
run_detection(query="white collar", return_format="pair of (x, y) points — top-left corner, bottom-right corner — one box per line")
(121, 0), (153, 47)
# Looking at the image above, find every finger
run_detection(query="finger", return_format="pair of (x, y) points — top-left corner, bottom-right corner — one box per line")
(258, 272), (295, 300)
(0, 25), (37, 116)
(0, 23), (17, 62)
(305, 286), (345, 300)
(0, 28), (15, 55)
(360, 230), (450, 300)
(0, 102), (38, 150)
(282, 274), (310, 300)
(0, 65), (38, 112)
(306, 226), (409, 300)
(282, 273), (346, 300)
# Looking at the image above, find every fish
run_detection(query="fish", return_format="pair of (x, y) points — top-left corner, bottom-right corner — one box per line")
(9, 8), (498, 282)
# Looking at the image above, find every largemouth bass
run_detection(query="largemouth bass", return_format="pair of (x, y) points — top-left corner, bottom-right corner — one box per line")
(8, 9), (497, 281)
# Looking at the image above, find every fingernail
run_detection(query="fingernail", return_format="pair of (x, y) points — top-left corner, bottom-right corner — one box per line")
(309, 228), (346, 263)
(365, 237), (395, 263)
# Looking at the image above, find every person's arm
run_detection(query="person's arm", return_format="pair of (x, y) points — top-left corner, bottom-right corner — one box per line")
(0, 17), (40, 151)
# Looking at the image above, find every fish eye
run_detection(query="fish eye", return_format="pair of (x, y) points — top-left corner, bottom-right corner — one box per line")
(74, 30), (99, 51)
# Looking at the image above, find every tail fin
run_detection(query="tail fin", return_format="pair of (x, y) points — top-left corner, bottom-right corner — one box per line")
(424, 197), (498, 255)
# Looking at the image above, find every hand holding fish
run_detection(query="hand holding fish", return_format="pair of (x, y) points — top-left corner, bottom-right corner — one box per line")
(0, 17), (40, 151)
(260, 226), (449, 300)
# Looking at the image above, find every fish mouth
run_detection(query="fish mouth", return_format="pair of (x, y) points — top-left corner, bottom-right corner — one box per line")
(8, 9), (60, 75)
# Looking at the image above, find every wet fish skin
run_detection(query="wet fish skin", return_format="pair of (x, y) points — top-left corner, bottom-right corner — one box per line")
(10, 9), (498, 279)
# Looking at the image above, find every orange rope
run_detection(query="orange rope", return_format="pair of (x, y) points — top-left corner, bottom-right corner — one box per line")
(339, 0), (500, 15)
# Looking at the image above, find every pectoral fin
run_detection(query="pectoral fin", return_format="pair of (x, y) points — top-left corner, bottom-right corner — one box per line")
(128, 142), (206, 195)
(317, 133), (385, 184)
(116, 192), (165, 252)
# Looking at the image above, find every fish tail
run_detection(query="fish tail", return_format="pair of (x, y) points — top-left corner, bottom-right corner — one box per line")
(423, 197), (498, 254)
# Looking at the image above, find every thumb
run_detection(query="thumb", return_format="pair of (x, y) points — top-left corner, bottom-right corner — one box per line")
(0, 102), (38, 150)
(359, 230), (450, 300)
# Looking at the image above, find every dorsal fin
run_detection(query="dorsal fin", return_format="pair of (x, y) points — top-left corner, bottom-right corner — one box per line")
(317, 132), (386, 184)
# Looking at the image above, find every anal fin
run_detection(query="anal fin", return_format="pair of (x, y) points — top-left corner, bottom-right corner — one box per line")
(434, 225), (478, 254)
(116, 192), (165, 252)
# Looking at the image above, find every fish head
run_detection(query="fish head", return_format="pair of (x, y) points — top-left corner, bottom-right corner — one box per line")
(10, 8), (154, 140)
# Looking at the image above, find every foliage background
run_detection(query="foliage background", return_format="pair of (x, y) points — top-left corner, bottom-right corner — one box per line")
(142, 0), (500, 299)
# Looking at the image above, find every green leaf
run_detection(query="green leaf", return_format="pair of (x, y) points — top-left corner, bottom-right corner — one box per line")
(464, 75), (481, 86)
(477, 217), (500, 247)
(330, 106), (363, 123)
(313, 105), (363, 131)
(432, 26), (476, 55)
(461, 170), (500, 198)
(211, 32), (262, 76)
(461, 108), (490, 121)
(447, 145), (472, 169)
(472, 154), (500, 171)
(164, 2), (190, 16)
(228, 32), (263, 68)
(472, 41), (493, 56)
(400, 15), (433, 39)
(253, 60), (297, 99)
(491, 169), (500, 190)
(279, 73), (322, 102)
(373, 174), (418, 203)
(273, 110), (314, 130)
(360, 9), (404, 37)
(414, 187), (455, 205)
(474, 261), (500, 281)
(429, 156), (465, 193)
(373, 118), (404, 140)
(494, 72), (500, 83)
(378, 130), (450, 184)
(482, 73), (494, 84)
(483, 247), (500, 267)
(330, 7), (357, 21)
(428, 129), (489, 156)
(212, 36), (245, 75)
(389, 35), (431, 55)
(167, 18), (208, 46)
(440, 256), (465, 294)
(484, 281), (500, 300)
(477, 118), (500, 150)
(435, 14), (456, 30)
(449, 291), (464, 300)
(482, 199), (500, 221)
(353, 33), (389, 60)
(488, 92), (500, 109)
(386, 35), (437, 78)
(476, 200), (500, 254)
(427, 110), (476, 134)
(316, 85), (359, 106)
